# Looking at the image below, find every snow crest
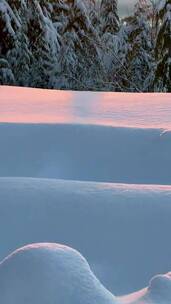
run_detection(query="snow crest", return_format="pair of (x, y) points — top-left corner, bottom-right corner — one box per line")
(0, 243), (116, 304)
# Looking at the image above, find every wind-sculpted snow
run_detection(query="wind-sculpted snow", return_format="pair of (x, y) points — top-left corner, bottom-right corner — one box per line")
(0, 242), (171, 304)
(0, 177), (171, 295)
(0, 123), (171, 185)
(0, 243), (116, 304)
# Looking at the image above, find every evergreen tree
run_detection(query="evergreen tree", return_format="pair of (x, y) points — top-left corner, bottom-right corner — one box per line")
(0, 0), (20, 84)
(1, 0), (169, 92)
(0, 58), (14, 85)
(26, 0), (60, 88)
(100, 0), (119, 34)
(154, 0), (171, 92)
(116, 0), (155, 91)
(8, 2), (32, 86)
(54, 0), (103, 90)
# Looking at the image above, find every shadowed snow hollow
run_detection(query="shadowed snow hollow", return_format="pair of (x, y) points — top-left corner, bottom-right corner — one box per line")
(0, 243), (116, 304)
(0, 124), (171, 184)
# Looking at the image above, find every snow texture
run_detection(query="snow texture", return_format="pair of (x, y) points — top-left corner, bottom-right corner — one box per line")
(0, 243), (117, 304)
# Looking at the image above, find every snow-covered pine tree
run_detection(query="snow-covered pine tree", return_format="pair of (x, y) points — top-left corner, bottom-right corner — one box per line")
(154, 0), (171, 92)
(7, 1), (32, 86)
(0, 58), (14, 85)
(116, 0), (155, 91)
(100, 0), (119, 34)
(3, 0), (168, 92)
(25, 0), (60, 88)
(0, 0), (61, 88)
(53, 0), (104, 90)
(87, 0), (99, 28)
(0, 0), (20, 84)
(47, 0), (76, 88)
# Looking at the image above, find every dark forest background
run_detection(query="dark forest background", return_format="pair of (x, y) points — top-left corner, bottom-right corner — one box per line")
(0, 0), (170, 92)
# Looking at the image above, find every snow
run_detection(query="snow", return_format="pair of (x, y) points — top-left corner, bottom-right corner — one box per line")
(0, 243), (116, 304)
(0, 86), (171, 303)
(157, 0), (166, 11)
(1, 86), (171, 128)
(120, 273), (171, 303)
(0, 123), (171, 185)
(118, 0), (137, 16)
(0, 1), (20, 36)
(1, 177), (171, 296)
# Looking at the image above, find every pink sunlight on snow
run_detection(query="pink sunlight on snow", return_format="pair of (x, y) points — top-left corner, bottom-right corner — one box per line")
(0, 86), (74, 123)
(0, 86), (171, 129)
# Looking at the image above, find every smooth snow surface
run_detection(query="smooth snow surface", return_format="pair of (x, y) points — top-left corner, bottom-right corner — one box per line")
(0, 177), (171, 295)
(0, 123), (171, 185)
(0, 86), (171, 129)
(0, 243), (116, 304)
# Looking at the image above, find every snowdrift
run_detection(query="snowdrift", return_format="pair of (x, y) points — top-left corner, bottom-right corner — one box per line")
(0, 243), (116, 304)
(0, 123), (171, 185)
(0, 177), (171, 295)
(0, 242), (171, 304)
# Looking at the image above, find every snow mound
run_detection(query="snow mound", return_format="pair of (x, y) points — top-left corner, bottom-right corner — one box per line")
(120, 273), (171, 304)
(148, 272), (171, 302)
(0, 243), (116, 304)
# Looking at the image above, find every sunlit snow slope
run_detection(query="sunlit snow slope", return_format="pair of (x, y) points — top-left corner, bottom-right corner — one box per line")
(1, 86), (171, 129)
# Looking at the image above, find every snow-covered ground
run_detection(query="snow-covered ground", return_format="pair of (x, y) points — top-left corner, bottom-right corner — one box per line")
(1, 177), (171, 296)
(0, 123), (171, 184)
(0, 86), (171, 129)
(0, 86), (171, 303)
